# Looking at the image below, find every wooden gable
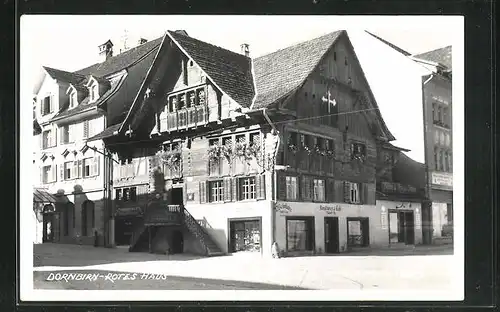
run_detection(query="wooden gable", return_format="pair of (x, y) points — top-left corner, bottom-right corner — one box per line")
(288, 35), (376, 141)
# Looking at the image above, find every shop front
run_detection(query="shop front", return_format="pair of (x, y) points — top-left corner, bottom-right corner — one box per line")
(114, 207), (144, 246)
(429, 171), (453, 244)
(377, 200), (423, 246)
(274, 201), (385, 255)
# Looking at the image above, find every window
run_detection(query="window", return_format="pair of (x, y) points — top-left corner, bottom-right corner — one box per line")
(351, 142), (366, 160)
(209, 180), (224, 202)
(448, 152), (453, 171)
(239, 176), (256, 200)
(42, 129), (55, 149)
(443, 107), (449, 127)
(434, 131), (440, 144)
(439, 150), (444, 171)
(130, 187), (137, 202)
(437, 106), (442, 123)
(115, 189), (122, 201)
(347, 218), (370, 247)
(123, 188), (130, 201)
(301, 176), (313, 200)
(60, 125), (74, 144)
(333, 51), (337, 61)
(90, 84), (98, 101)
(287, 217), (314, 252)
(313, 179), (325, 201)
(64, 161), (74, 180)
(344, 56), (348, 66)
(41, 96), (52, 115)
(432, 103), (436, 121)
(69, 92), (77, 108)
(41, 165), (56, 183)
(83, 157), (99, 177)
(443, 152), (449, 172)
(348, 182), (360, 204)
(230, 220), (261, 253)
(286, 176), (298, 200)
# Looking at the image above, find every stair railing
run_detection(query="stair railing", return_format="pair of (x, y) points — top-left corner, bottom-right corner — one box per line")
(181, 206), (210, 254)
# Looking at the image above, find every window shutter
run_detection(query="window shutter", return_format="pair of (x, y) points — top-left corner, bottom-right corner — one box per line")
(183, 183), (188, 205)
(343, 181), (351, 203)
(199, 181), (206, 203)
(60, 164), (65, 180)
(40, 167), (44, 184)
(52, 125), (57, 147)
(223, 177), (232, 202)
(50, 95), (54, 112)
(256, 174), (266, 200)
(327, 179), (335, 202)
(93, 156), (100, 176)
(39, 99), (43, 115)
(277, 172), (287, 201)
(52, 164), (57, 182)
(231, 177), (239, 201)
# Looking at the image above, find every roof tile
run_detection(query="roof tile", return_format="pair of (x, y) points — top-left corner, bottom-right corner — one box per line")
(43, 67), (86, 85)
(413, 46), (452, 70)
(168, 30), (255, 108)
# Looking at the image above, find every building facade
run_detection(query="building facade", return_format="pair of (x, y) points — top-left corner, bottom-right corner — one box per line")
(87, 30), (421, 258)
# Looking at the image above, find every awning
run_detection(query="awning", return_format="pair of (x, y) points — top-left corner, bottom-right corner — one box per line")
(33, 188), (58, 204)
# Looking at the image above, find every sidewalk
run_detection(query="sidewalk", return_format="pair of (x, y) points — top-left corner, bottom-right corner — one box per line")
(33, 244), (455, 290)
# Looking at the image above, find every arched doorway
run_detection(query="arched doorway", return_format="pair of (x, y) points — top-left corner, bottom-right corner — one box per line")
(42, 204), (55, 243)
(81, 200), (95, 237)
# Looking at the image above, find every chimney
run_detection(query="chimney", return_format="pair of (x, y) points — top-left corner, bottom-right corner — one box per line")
(240, 43), (250, 57)
(138, 38), (148, 45)
(98, 40), (114, 62)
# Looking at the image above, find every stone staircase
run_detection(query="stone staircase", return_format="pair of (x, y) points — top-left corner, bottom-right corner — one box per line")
(181, 207), (224, 257)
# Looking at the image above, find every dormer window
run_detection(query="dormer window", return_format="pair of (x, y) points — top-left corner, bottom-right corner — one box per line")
(90, 84), (98, 102)
(69, 91), (77, 109)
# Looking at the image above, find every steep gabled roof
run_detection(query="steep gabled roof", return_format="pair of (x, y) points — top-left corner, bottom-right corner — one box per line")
(364, 31), (412, 56)
(43, 66), (86, 85)
(74, 37), (163, 77)
(252, 31), (343, 109)
(413, 46), (452, 70)
(167, 30), (255, 108)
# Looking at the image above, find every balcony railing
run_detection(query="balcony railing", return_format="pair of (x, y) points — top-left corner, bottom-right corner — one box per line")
(158, 85), (209, 133)
(379, 181), (418, 195)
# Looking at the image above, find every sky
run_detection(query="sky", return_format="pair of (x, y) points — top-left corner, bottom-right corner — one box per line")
(21, 15), (459, 86)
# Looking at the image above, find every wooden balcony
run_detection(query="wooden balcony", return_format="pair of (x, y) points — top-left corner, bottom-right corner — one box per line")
(158, 85), (209, 133)
(378, 181), (419, 195)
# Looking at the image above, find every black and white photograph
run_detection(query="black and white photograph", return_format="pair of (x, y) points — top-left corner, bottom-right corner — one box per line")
(20, 15), (464, 301)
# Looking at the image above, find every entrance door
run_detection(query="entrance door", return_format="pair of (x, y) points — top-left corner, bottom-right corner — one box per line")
(42, 213), (54, 243)
(115, 217), (137, 246)
(404, 212), (415, 245)
(324, 217), (339, 253)
(170, 187), (183, 205)
(171, 230), (184, 254)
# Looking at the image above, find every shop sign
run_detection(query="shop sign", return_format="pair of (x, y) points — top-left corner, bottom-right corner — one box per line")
(415, 209), (422, 230)
(115, 207), (143, 217)
(380, 212), (388, 230)
(319, 205), (342, 215)
(431, 172), (453, 187)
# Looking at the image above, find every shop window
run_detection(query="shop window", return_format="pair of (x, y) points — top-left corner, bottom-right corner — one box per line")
(239, 176), (256, 200)
(286, 176), (298, 201)
(229, 219), (261, 253)
(287, 217), (315, 252)
(209, 180), (224, 202)
(313, 179), (325, 201)
(347, 217), (369, 247)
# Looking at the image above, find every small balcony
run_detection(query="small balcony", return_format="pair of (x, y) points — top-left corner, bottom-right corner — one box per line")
(158, 85), (209, 133)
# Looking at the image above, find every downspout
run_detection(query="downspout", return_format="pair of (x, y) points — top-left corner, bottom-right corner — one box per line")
(261, 108), (280, 245)
(422, 73), (434, 245)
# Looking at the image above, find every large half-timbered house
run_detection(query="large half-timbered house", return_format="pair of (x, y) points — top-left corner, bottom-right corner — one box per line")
(84, 29), (423, 257)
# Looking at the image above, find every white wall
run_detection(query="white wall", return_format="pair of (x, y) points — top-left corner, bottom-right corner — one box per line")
(274, 201), (388, 254)
(186, 200), (273, 257)
(348, 31), (433, 163)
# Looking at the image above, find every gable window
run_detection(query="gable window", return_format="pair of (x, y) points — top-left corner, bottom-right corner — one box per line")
(41, 96), (53, 116)
(209, 180), (224, 203)
(285, 176), (298, 201)
(351, 142), (366, 160)
(41, 164), (56, 184)
(313, 179), (325, 202)
(90, 84), (98, 102)
(69, 92), (77, 109)
(239, 176), (256, 200)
